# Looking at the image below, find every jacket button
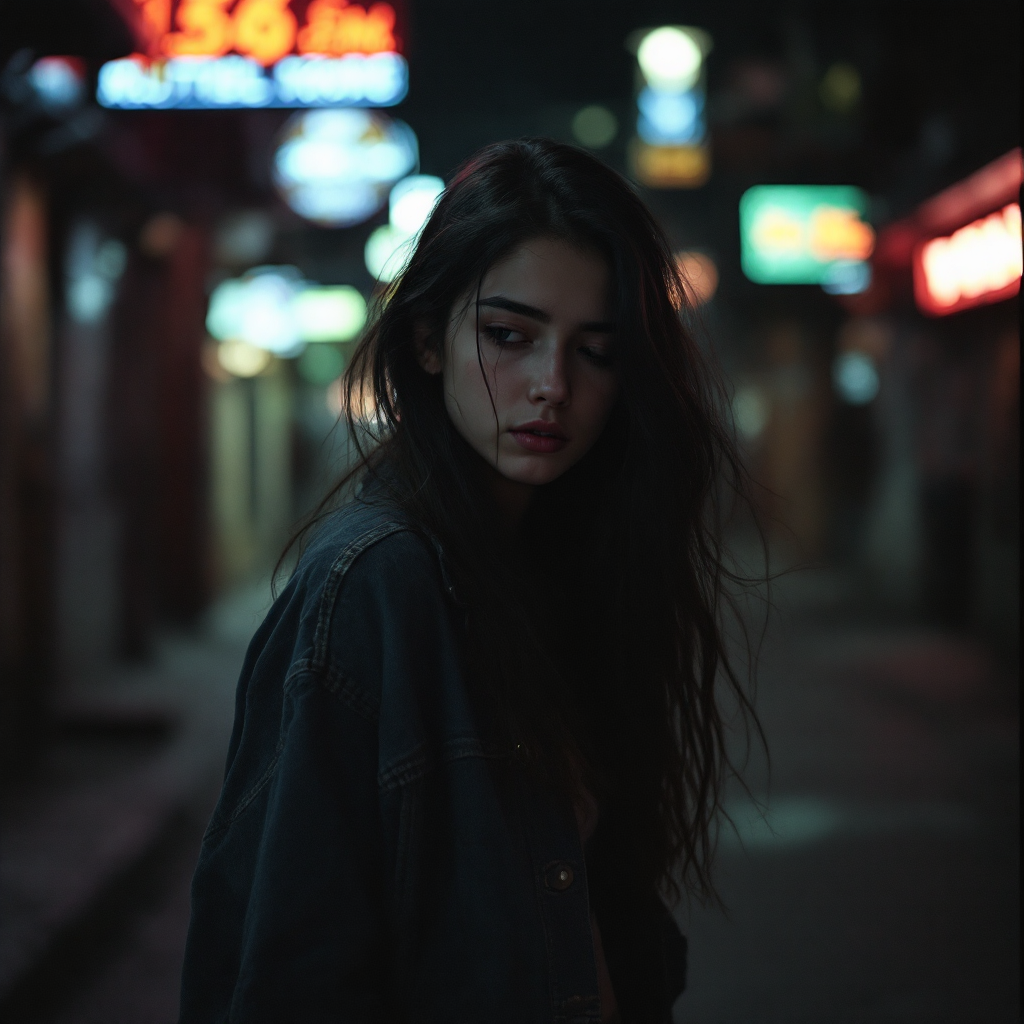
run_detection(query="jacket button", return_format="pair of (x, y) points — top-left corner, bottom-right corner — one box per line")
(545, 862), (574, 891)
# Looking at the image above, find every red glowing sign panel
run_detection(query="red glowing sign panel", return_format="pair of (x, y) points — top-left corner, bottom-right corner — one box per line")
(913, 203), (1022, 316)
(131, 0), (402, 65)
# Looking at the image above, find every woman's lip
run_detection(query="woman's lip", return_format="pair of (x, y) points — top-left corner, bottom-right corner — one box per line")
(512, 420), (568, 440)
(510, 430), (569, 454)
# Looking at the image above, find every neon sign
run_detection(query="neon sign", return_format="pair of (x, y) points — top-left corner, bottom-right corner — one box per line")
(739, 185), (875, 289)
(98, 0), (406, 109)
(913, 203), (1022, 316)
(132, 0), (400, 61)
(99, 51), (405, 108)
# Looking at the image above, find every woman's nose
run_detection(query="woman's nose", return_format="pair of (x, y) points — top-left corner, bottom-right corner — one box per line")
(528, 348), (570, 405)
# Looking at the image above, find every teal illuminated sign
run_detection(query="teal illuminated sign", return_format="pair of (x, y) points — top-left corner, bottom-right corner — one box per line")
(739, 185), (875, 286)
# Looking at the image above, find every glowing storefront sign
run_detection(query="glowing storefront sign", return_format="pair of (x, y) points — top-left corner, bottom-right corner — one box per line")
(99, 51), (406, 108)
(740, 185), (875, 288)
(913, 203), (1022, 316)
(98, 0), (407, 109)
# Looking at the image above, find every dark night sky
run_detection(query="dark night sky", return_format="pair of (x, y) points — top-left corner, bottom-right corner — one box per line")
(401, 1), (1019, 196)
(2, 0), (1018, 296)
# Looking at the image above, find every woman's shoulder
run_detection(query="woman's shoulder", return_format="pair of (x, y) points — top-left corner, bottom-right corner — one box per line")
(291, 490), (454, 633)
(217, 494), (455, 785)
(279, 493), (463, 722)
(298, 492), (411, 575)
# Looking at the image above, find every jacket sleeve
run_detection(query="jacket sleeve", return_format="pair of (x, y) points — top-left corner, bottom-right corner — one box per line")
(180, 534), (428, 1023)
(180, 666), (389, 1023)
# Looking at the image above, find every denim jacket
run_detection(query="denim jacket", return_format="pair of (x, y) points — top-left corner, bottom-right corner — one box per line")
(180, 493), (687, 1023)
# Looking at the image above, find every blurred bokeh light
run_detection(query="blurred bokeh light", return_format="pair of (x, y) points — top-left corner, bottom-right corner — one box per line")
(273, 108), (418, 226)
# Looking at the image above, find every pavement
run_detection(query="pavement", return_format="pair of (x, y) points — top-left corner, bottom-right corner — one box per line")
(0, 571), (1018, 1024)
(676, 576), (1020, 1023)
(0, 583), (273, 1024)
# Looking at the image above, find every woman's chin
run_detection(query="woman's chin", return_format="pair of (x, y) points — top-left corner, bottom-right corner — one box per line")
(493, 454), (574, 487)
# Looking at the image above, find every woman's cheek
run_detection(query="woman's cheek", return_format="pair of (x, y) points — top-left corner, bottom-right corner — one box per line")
(583, 376), (620, 434)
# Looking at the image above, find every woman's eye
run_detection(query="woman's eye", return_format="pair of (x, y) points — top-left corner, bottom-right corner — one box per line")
(579, 346), (615, 368)
(484, 325), (526, 345)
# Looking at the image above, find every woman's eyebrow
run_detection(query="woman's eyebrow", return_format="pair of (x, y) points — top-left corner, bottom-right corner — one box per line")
(478, 295), (550, 322)
(478, 295), (616, 333)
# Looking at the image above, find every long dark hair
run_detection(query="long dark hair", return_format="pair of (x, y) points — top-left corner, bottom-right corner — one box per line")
(294, 138), (761, 904)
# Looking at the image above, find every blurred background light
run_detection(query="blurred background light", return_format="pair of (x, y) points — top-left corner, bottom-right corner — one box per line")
(365, 224), (413, 282)
(631, 142), (710, 188)
(208, 270), (366, 352)
(214, 211), (276, 266)
(637, 87), (702, 145)
(819, 62), (862, 114)
(94, 240), (127, 279)
(389, 174), (444, 234)
(29, 57), (85, 112)
(571, 105), (618, 149)
(216, 340), (273, 378)
(822, 259), (872, 295)
(66, 225), (127, 324)
(732, 385), (770, 440)
(297, 344), (345, 385)
(914, 202), (1022, 315)
(837, 317), (892, 361)
(637, 26), (704, 92)
(675, 251), (719, 305)
(139, 212), (185, 258)
(365, 174), (445, 281)
(273, 109), (418, 227)
(207, 267), (302, 354)
(832, 351), (880, 405)
(630, 25), (711, 188)
(292, 285), (366, 341)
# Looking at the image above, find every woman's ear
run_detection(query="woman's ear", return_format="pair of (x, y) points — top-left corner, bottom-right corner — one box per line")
(414, 326), (443, 375)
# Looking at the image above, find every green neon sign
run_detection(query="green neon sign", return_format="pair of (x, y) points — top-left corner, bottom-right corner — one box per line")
(739, 185), (875, 284)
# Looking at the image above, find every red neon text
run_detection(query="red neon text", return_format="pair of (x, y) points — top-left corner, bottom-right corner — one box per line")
(914, 203), (1022, 316)
(131, 0), (399, 64)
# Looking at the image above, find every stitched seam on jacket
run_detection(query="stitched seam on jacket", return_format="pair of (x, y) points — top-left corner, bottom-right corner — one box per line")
(203, 737), (286, 840)
(319, 664), (380, 721)
(393, 780), (420, 918)
(311, 519), (412, 672)
(284, 659), (380, 722)
(378, 739), (510, 792)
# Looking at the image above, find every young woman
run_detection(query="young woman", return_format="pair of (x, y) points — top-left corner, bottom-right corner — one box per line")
(180, 138), (755, 1024)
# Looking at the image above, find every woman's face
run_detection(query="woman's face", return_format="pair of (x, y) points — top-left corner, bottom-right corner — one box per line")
(421, 236), (620, 493)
